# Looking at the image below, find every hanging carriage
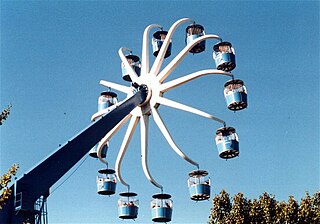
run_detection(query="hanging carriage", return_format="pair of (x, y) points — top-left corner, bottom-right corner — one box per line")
(89, 142), (108, 158)
(215, 126), (239, 159)
(151, 193), (173, 223)
(188, 170), (211, 201)
(98, 91), (118, 111)
(96, 168), (117, 195)
(121, 54), (141, 82)
(118, 192), (139, 219)
(213, 41), (236, 72)
(224, 79), (247, 111)
(185, 24), (206, 54)
(152, 30), (172, 58)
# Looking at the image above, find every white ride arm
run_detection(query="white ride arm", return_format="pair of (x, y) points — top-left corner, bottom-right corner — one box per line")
(149, 18), (194, 77)
(119, 47), (139, 83)
(115, 115), (140, 187)
(157, 34), (222, 83)
(100, 80), (131, 94)
(151, 107), (199, 168)
(91, 103), (120, 122)
(159, 69), (233, 93)
(96, 114), (131, 164)
(140, 114), (163, 189)
(141, 24), (162, 76)
(156, 96), (225, 124)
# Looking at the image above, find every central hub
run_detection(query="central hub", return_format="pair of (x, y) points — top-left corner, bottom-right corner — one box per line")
(136, 83), (152, 107)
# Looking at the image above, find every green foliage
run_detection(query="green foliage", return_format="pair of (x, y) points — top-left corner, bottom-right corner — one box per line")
(0, 104), (12, 125)
(0, 164), (19, 209)
(0, 104), (19, 209)
(209, 190), (232, 224)
(209, 190), (320, 224)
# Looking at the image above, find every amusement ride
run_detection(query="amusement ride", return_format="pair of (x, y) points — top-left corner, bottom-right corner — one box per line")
(89, 18), (247, 222)
(0, 18), (247, 224)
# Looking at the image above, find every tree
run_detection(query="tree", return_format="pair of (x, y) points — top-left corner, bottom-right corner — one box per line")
(209, 190), (232, 224)
(0, 164), (19, 209)
(298, 192), (317, 223)
(209, 190), (320, 224)
(0, 104), (19, 209)
(0, 104), (12, 125)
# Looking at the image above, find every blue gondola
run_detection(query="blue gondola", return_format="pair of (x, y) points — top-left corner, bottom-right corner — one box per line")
(224, 79), (247, 111)
(98, 91), (118, 111)
(213, 41), (236, 72)
(89, 142), (108, 158)
(188, 170), (211, 201)
(151, 193), (173, 223)
(186, 24), (206, 54)
(215, 127), (239, 159)
(121, 54), (141, 82)
(118, 192), (139, 219)
(152, 30), (172, 58)
(96, 168), (117, 195)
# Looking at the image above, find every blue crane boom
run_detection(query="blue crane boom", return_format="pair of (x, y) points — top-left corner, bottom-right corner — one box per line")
(0, 86), (147, 224)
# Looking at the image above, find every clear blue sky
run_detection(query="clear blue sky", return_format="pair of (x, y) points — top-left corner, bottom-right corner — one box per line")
(1, 1), (319, 223)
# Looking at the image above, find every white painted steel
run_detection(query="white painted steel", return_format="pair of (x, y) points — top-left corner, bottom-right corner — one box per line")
(96, 114), (131, 164)
(115, 116), (140, 187)
(151, 107), (199, 168)
(100, 80), (131, 94)
(119, 47), (139, 83)
(141, 24), (162, 76)
(156, 96), (225, 124)
(149, 18), (193, 77)
(159, 69), (233, 93)
(157, 35), (222, 83)
(140, 114), (163, 189)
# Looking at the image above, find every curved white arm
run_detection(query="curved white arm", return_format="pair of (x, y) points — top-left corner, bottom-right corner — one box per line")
(157, 34), (222, 83)
(140, 114), (163, 189)
(115, 115), (140, 187)
(141, 24), (162, 76)
(96, 114), (131, 164)
(91, 103), (120, 122)
(96, 141), (108, 165)
(119, 47), (139, 83)
(156, 96), (225, 124)
(151, 107), (199, 168)
(149, 18), (194, 77)
(159, 69), (233, 93)
(100, 80), (131, 94)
